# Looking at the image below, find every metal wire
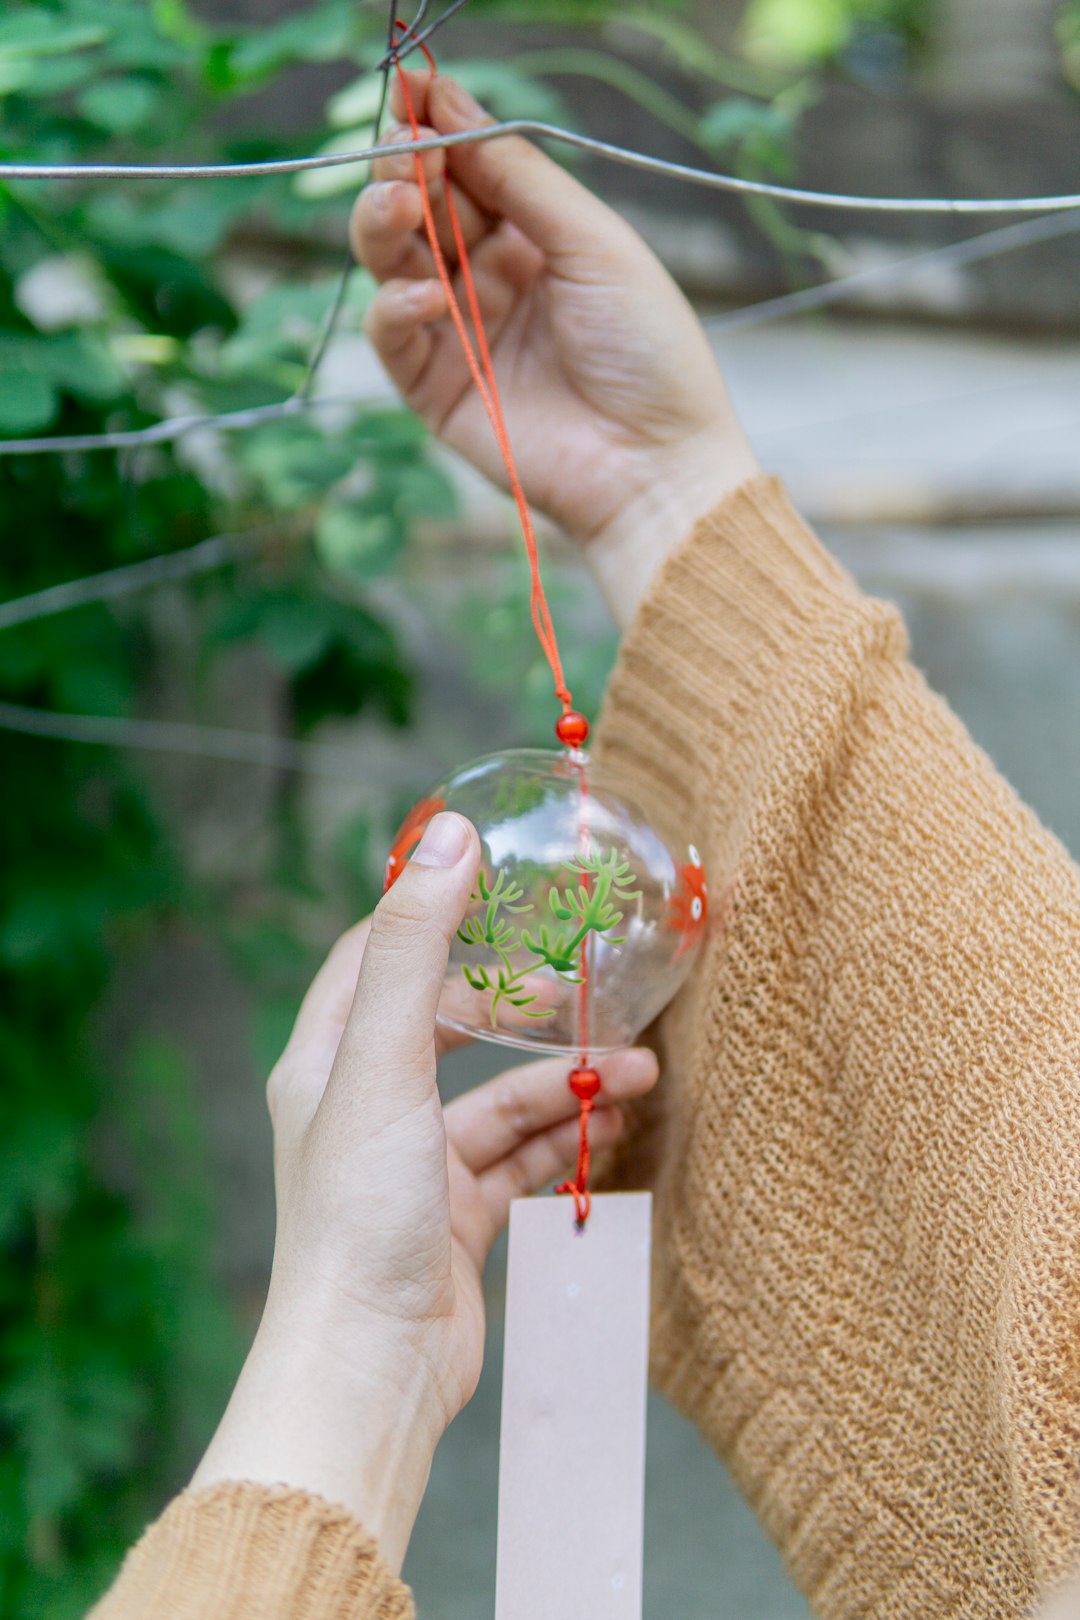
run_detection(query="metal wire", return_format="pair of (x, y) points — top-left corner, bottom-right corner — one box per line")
(708, 209), (1080, 334)
(4, 209), (1076, 459)
(0, 527), (275, 632)
(6, 121), (1080, 215)
(0, 390), (386, 458)
(292, 0), (403, 401)
(0, 699), (378, 779)
(374, 0), (470, 71)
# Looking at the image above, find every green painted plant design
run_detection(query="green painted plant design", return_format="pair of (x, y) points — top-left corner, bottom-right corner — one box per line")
(457, 849), (641, 1026)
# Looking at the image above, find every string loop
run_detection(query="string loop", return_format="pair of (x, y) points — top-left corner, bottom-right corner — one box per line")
(391, 40), (575, 722)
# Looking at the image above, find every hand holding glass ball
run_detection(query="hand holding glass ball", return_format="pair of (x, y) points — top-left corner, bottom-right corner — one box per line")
(385, 716), (707, 1221)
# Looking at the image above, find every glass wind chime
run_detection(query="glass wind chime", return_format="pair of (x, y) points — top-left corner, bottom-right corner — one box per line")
(384, 37), (707, 1223)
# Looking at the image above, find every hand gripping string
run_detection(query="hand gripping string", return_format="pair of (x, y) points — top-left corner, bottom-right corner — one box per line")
(392, 40), (574, 717)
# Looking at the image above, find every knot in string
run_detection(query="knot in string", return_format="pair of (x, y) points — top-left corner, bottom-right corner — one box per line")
(556, 1067), (601, 1228)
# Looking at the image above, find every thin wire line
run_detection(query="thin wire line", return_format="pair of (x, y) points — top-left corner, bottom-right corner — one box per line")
(296, 245), (361, 402)
(7, 122), (1080, 215)
(0, 388), (386, 456)
(707, 209), (1080, 333)
(0, 527), (276, 632)
(292, 0), (403, 401)
(375, 0), (470, 71)
(0, 700), (377, 778)
(5, 207), (1074, 460)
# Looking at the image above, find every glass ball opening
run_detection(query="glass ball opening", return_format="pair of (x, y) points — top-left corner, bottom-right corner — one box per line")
(385, 748), (708, 1059)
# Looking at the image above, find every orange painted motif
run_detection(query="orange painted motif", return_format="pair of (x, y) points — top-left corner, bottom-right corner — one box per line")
(668, 844), (708, 957)
(383, 797), (445, 892)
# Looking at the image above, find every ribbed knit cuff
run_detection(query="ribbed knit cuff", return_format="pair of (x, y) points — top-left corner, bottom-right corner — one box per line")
(89, 1482), (415, 1620)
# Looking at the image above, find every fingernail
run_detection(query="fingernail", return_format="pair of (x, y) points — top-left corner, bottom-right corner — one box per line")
(412, 811), (470, 868)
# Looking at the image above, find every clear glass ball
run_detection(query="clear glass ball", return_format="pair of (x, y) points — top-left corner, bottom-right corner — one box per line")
(384, 748), (708, 1058)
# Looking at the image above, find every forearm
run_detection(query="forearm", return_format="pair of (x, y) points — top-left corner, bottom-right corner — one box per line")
(189, 1286), (442, 1575)
(88, 1288), (431, 1620)
(595, 475), (1080, 1616)
(584, 425), (760, 631)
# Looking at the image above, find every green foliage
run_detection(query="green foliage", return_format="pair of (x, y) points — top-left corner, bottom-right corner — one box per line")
(1060, 0), (1080, 93)
(739, 0), (932, 72)
(459, 867), (548, 1021)
(0, 1), (432, 1612)
(459, 850), (640, 1023)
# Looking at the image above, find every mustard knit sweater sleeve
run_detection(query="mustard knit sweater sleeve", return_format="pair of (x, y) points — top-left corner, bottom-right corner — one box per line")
(92, 476), (1080, 1620)
(88, 1481), (415, 1620)
(595, 475), (1080, 1619)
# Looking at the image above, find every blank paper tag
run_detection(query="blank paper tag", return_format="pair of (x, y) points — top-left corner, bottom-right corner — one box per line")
(495, 1192), (652, 1620)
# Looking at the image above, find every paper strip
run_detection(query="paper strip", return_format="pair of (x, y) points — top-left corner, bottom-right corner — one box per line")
(495, 1192), (652, 1620)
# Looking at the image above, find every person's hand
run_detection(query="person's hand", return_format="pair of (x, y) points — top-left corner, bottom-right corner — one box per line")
(191, 811), (659, 1571)
(350, 71), (759, 627)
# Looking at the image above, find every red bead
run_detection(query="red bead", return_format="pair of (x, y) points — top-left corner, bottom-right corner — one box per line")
(569, 1066), (601, 1101)
(555, 711), (590, 749)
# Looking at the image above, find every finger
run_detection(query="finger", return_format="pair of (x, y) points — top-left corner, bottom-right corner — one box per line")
(363, 278), (447, 396)
(363, 230), (539, 423)
(445, 1047), (658, 1175)
(428, 75), (633, 272)
(351, 180), (433, 283)
(268, 905), (473, 1125)
(284, 916), (373, 1071)
(352, 175), (490, 290)
(388, 64), (433, 130)
(371, 124), (491, 258)
(373, 121), (446, 189)
(324, 812), (480, 1126)
(372, 98), (497, 268)
(425, 175), (490, 270)
(476, 1106), (626, 1237)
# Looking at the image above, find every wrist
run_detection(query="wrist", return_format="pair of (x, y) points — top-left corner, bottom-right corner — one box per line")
(192, 1289), (445, 1573)
(585, 428), (760, 629)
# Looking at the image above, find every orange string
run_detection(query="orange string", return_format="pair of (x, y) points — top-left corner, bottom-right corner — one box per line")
(392, 38), (573, 715)
(554, 764), (595, 1226)
(576, 761), (591, 1063)
(394, 30), (597, 1224)
(556, 1098), (594, 1226)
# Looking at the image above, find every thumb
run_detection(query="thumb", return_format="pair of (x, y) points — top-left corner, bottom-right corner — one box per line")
(324, 812), (479, 1118)
(428, 74), (632, 271)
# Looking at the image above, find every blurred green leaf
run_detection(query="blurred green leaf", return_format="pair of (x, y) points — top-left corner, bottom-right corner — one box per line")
(0, 14), (107, 60)
(316, 502), (400, 577)
(235, 423), (356, 508)
(0, 367), (57, 431)
(220, 275), (372, 374)
(223, 0), (363, 83)
(75, 76), (159, 132)
(441, 56), (573, 125)
(740, 0), (853, 66)
(293, 128), (373, 199)
(326, 73), (389, 129)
